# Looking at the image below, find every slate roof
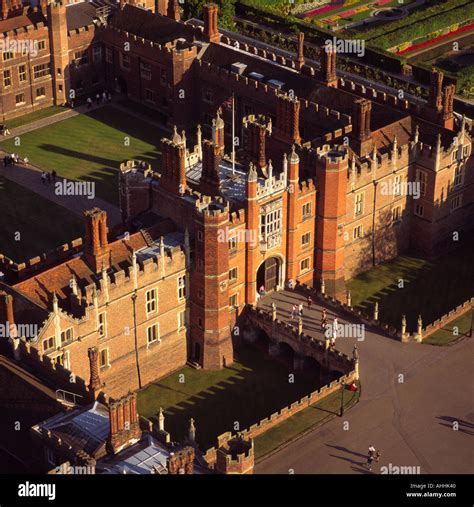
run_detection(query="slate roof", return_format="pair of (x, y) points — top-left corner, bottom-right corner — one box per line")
(11, 217), (180, 316)
(108, 3), (194, 43)
(66, 1), (98, 31)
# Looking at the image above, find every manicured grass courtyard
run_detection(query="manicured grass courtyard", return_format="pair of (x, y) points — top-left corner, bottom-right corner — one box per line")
(137, 346), (322, 451)
(0, 106), (165, 205)
(347, 238), (474, 333)
(0, 176), (84, 262)
(423, 311), (472, 346)
(6, 106), (65, 130)
(254, 381), (360, 460)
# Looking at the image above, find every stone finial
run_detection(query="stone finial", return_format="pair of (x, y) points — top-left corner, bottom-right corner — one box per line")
(373, 301), (379, 321)
(321, 278), (325, 295)
(248, 162), (258, 182)
(347, 290), (352, 307)
(71, 275), (78, 296)
(52, 292), (59, 314)
(158, 407), (165, 432)
(401, 314), (407, 336)
(414, 124), (419, 143)
(289, 144), (299, 164)
(188, 418), (196, 442)
(172, 125), (182, 145)
(268, 159), (273, 179)
(393, 135), (397, 152)
(436, 133), (442, 151)
(298, 316), (303, 336)
(271, 302), (277, 321)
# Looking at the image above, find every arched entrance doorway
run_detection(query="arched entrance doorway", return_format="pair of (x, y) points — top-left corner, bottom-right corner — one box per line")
(257, 257), (281, 293)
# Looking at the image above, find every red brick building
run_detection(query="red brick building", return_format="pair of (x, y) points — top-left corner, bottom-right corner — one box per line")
(0, 3), (472, 403)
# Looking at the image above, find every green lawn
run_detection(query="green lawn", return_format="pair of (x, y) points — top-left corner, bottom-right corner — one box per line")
(254, 381), (360, 460)
(347, 239), (474, 333)
(0, 176), (84, 262)
(137, 346), (322, 451)
(424, 311), (472, 346)
(0, 106), (165, 205)
(6, 106), (65, 130)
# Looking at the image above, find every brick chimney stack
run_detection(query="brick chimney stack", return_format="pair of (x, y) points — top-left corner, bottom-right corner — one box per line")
(212, 112), (225, 156)
(84, 208), (110, 273)
(353, 98), (373, 156)
(297, 32), (305, 71)
(88, 347), (101, 400)
(203, 3), (220, 44)
(108, 393), (142, 454)
(429, 68), (444, 112)
(0, 291), (14, 327)
(320, 42), (338, 87)
(160, 128), (187, 195)
(200, 140), (221, 197)
(442, 83), (455, 130)
(275, 94), (301, 145)
(167, 447), (195, 474)
(167, 0), (180, 21)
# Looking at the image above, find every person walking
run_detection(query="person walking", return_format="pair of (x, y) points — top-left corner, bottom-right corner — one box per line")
(102, 91), (107, 103)
(291, 304), (297, 321)
(41, 171), (47, 185)
(46, 172), (51, 184)
(95, 93), (100, 105)
(87, 97), (92, 109)
(321, 309), (327, 331)
(52, 170), (57, 183)
(307, 295), (312, 310)
(298, 303), (303, 318)
(366, 445), (376, 471)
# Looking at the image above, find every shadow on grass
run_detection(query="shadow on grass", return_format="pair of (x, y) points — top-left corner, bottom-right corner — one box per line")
(348, 238), (474, 332)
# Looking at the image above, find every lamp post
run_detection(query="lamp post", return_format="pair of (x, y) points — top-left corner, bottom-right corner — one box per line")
(340, 379), (345, 416)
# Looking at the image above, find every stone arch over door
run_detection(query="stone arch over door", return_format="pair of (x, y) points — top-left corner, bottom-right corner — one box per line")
(256, 254), (285, 293)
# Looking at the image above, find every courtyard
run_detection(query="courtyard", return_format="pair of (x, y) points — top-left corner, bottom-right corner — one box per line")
(137, 345), (323, 451)
(0, 105), (165, 205)
(0, 176), (83, 262)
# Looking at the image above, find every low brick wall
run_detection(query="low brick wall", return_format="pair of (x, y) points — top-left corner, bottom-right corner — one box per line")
(203, 369), (356, 467)
(422, 298), (473, 341)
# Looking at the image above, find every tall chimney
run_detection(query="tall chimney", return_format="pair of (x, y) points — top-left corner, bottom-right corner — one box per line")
(88, 347), (101, 399)
(167, 0), (180, 21)
(200, 140), (221, 197)
(320, 42), (338, 87)
(429, 68), (444, 112)
(0, 291), (14, 326)
(84, 208), (111, 273)
(108, 392), (142, 455)
(203, 3), (220, 44)
(297, 32), (305, 71)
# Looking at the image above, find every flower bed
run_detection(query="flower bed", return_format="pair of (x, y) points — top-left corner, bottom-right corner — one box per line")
(398, 21), (474, 54)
